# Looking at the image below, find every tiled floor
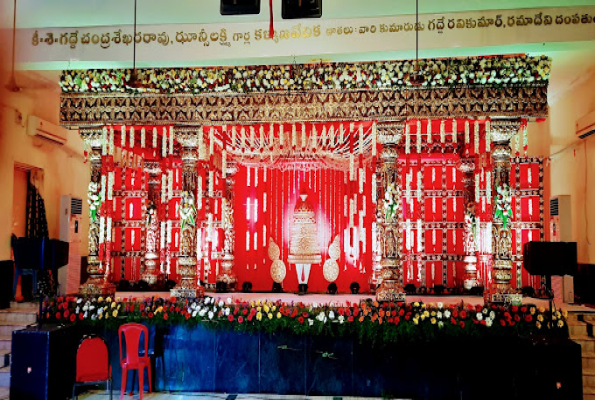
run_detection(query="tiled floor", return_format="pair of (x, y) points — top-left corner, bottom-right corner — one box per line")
(78, 391), (389, 400)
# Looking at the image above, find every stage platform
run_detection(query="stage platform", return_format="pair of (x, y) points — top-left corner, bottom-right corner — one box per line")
(115, 291), (595, 313)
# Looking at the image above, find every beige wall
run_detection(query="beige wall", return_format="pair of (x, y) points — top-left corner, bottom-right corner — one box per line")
(0, 84), (90, 261)
(543, 72), (595, 264)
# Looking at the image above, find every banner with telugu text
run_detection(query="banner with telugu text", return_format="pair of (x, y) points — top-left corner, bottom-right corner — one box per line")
(15, 6), (595, 69)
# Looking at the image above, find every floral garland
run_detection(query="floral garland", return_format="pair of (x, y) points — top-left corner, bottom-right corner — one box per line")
(494, 183), (513, 228)
(60, 55), (551, 95)
(42, 296), (568, 346)
(87, 182), (101, 222)
(179, 191), (197, 230)
(383, 182), (399, 220)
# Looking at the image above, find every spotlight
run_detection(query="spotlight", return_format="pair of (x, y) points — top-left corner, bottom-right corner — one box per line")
(272, 282), (283, 293)
(242, 281), (253, 293)
(216, 281), (228, 293)
(404, 284), (417, 295)
(117, 280), (131, 291)
(327, 283), (337, 295)
(165, 279), (177, 290)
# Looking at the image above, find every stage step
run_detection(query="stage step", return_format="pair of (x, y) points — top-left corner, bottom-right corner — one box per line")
(0, 366), (9, 388)
(585, 368), (595, 387)
(0, 337), (10, 352)
(0, 350), (8, 369)
(572, 336), (595, 352)
(583, 352), (595, 369)
(0, 322), (28, 337)
(9, 302), (37, 310)
(568, 320), (590, 336)
(0, 309), (37, 324)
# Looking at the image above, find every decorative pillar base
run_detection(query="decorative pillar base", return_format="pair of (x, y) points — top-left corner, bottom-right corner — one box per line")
(485, 260), (521, 305)
(463, 255), (479, 291)
(170, 256), (203, 298)
(375, 259), (405, 302)
(139, 256), (161, 286)
(486, 292), (523, 305)
(79, 256), (116, 296)
(216, 257), (237, 291)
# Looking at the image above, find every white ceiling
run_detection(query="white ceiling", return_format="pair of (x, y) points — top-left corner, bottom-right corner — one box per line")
(4, 0), (595, 29)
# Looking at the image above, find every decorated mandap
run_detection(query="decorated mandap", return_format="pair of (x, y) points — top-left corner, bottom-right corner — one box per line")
(64, 55), (549, 304)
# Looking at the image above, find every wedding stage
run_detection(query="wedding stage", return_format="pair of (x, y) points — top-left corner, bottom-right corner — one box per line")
(40, 56), (584, 399)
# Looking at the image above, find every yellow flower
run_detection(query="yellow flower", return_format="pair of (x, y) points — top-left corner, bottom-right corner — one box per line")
(537, 315), (544, 322)
(423, 310), (430, 318)
(421, 303), (427, 309)
(414, 302), (420, 307)
(156, 306), (163, 314)
(536, 321), (541, 329)
(276, 312), (281, 319)
(562, 310), (568, 318)
(98, 297), (104, 303)
(420, 314), (426, 321)
(115, 297), (121, 302)
(538, 307), (545, 313)
(106, 297), (112, 303)
(431, 311), (436, 317)
(111, 302), (116, 309)
(268, 313), (273, 320)
(557, 320), (564, 328)
(257, 306), (262, 312)
(413, 318), (419, 325)
(530, 307), (536, 315)
(257, 300), (261, 306)
(98, 313), (103, 320)
(256, 312), (262, 321)
(112, 310), (118, 318)
(272, 305), (276, 312)
(264, 304), (270, 313)
(431, 317), (436, 325)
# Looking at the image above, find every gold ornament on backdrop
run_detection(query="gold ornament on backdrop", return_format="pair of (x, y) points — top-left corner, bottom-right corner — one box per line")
(323, 235), (341, 283)
(268, 238), (287, 283)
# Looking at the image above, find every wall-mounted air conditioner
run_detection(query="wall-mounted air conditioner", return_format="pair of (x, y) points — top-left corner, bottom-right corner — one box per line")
(27, 115), (67, 145)
(576, 110), (595, 140)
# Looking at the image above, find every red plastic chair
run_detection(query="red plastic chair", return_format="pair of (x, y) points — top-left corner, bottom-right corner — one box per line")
(118, 323), (152, 399)
(72, 336), (113, 400)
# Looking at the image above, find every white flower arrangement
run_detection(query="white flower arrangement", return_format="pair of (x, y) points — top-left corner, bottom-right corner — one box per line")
(179, 191), (197, 230)
(60, 56), (551, 94)
(383, 182), (399, 220)
(87, 182), (101, 222)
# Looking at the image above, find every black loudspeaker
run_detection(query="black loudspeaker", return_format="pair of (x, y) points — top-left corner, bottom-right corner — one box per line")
(242, 281), (253, 293)
(0, 260), (13, 309)
(220, 0), (260, 15)
(10, 325), (78, 400)
(282, 0), (322, 19)
(523, 241), (578, 276)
